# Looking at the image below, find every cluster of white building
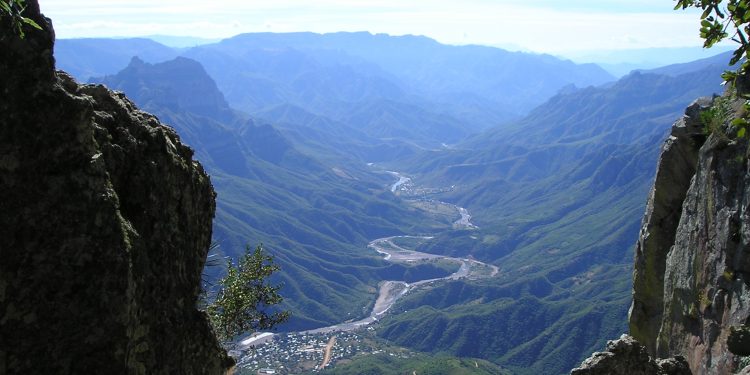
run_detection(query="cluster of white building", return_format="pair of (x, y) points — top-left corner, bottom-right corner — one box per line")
(233, 330), (375, 374)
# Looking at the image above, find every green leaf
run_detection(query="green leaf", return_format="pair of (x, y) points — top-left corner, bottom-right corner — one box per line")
(738, 127), (746, 138)
(732, 118), (749, 127)
(722, 70), (738, 82)
(730, 49), (745, 65)
(21, 17), (41, 30)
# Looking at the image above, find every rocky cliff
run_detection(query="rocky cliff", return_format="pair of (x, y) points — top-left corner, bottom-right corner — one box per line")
(631, 93), (750, 373)
(0, 2), (232, 374)
(575, 94), (750, 374)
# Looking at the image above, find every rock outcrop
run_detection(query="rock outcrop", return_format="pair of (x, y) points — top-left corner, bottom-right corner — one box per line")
(574, 92), (750, 374)
(0, 3), (232, 374)
(628, 94), (750, 374)
(645, 94), (750, 373)
(571, 335), (690, 375)
(629, 97), (712, 354)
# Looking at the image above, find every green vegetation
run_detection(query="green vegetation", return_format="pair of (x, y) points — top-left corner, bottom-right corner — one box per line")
(676, 0), (750, 138)
(701, 97), (728, 135)
(374, 61), (725, 374)
(67, 32), (729, 374)
(699, 95), (744, 139)
(319, 353), (508, 375)
(0, 0), (41, 38)
(206, 245), (289, 341)
(94, 57), (461, 330)
(378, 268), (631, 375)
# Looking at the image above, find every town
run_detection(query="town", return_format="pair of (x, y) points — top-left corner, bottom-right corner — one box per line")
(230, 327), (417, 374)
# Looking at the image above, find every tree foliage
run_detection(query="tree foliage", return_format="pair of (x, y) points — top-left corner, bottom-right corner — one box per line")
(206, 244), (289, 341)
(675, 0), (750, 94)
(0, 0), (41, 38)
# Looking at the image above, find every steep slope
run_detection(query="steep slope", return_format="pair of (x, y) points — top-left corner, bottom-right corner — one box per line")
(55, 37), (177, 80)
(374, 65), (725, 374)
(95, 56), (237, 123)
(0, 4), (230, 374)
(320, 354), (508, 375)
(253, 103), (422, 165)
(94, 57), (458, 330)
(629, 94), (750, 374)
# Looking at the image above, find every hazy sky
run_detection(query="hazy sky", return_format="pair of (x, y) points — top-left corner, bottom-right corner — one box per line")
(44, 0), (707, 54)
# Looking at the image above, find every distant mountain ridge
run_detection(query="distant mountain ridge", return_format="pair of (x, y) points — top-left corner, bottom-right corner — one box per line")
(94, 56), (460, 330)
(97, 56), (237, 123)
(639, 50), (735, 77)
(183, 32), (614, 130)
(58, 32), (615, 139)
(56, 38), (177, 80)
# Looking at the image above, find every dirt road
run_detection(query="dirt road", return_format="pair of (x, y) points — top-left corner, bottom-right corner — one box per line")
(320, 336), (337, 369)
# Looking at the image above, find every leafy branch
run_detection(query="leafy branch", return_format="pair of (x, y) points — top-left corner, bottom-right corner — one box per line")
(675, 1), (750, 87)
(676, 0), (750, 137)
(1, 0), (42, 38)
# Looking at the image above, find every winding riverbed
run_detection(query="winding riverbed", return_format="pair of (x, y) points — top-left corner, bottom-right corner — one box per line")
(238, 172), (496, 348)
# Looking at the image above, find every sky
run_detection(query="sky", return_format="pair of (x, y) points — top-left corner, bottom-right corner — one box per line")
(43, 0), (711, 55)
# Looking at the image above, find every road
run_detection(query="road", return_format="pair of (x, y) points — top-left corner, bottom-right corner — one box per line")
(320, 336), (337, 369)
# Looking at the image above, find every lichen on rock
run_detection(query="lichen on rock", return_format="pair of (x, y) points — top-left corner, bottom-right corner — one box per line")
(0, 2), (233, 374)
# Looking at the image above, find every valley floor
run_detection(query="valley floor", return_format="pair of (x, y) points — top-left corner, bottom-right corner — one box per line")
(231, 173), (498, 373)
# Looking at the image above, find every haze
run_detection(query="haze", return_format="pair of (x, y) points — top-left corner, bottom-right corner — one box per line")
(45, 0), (706, 55)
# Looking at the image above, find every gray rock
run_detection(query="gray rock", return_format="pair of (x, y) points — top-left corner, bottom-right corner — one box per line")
(0, 2), (232, 374)
(630, 98), (711, 354)
(628, 91), (750, 374)
(571, 335), (690, 375)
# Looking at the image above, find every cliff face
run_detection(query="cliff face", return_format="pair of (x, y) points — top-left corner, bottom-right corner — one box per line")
(577, 93), (750, 375)
(628, 97), (713, 362)
(573, 92), (750, 375)
(0, 3), (232, 374)
(630, 94), (750, 374)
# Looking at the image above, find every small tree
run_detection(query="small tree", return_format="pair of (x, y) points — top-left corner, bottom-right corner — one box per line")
(207, 244), (289, 341)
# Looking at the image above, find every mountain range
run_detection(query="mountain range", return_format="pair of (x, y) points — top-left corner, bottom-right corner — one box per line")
(57, 32), (728, 373)
(374, 62), (726, 375)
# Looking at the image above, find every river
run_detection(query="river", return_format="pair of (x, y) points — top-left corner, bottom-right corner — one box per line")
(238, 172), (495, 348)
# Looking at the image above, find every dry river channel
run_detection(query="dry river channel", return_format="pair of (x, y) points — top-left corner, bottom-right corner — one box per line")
(239, 172), (498, 347)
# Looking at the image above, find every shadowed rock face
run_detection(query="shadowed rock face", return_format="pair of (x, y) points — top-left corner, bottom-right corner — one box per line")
(0, 2), (232, 374)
